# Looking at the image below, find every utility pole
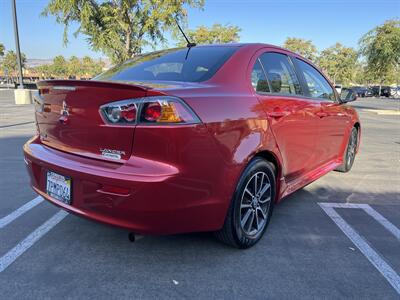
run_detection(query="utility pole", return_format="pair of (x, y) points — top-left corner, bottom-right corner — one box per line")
(11, 0), (24, 89)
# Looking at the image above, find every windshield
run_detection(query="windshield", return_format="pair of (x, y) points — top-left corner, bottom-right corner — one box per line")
(95, 46), (238, 83)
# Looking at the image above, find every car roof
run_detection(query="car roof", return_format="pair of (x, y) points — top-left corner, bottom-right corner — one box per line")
(195, 42), (304, 59)
(196, 42), (288, 50)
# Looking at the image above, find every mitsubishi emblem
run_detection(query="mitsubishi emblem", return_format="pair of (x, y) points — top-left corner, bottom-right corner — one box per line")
(59, 101), (69, 124)
(61, 101), (69, 116)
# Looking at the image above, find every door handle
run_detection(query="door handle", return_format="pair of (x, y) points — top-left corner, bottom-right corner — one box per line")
(316, 111), (329, 118)
(267, 109), (288, 118)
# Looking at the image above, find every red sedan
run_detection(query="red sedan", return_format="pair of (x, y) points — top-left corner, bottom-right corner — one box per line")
(24, 44), (360, 248)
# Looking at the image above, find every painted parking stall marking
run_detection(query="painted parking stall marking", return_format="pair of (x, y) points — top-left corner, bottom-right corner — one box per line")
(319, 203), (400, 295)
(0, 196), (68, 273)
(0, 196), (43, 228)
(0, 211), (68, 272)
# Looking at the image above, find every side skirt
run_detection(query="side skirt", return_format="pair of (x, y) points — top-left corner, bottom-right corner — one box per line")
(278, 159), (342, 201)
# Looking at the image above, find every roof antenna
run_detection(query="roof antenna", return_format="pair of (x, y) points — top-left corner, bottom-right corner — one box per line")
(175, 19), (196, 48)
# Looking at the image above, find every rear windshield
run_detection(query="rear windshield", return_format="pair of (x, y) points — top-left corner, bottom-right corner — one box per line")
(95, 46), (238, 82)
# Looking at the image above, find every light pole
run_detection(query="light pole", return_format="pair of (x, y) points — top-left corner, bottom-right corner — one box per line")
(11, 0), (24, 89)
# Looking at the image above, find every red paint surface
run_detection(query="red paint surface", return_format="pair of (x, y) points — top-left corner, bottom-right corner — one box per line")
(24, 44), (360, 234)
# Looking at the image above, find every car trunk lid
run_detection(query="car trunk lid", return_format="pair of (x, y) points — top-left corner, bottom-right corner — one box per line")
(34, 80), (158, 162)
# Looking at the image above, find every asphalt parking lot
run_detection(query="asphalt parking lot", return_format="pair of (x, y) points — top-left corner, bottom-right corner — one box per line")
(0, 89), (399, 299)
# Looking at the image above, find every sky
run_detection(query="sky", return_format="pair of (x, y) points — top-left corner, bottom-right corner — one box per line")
(0, 0), (399, 59)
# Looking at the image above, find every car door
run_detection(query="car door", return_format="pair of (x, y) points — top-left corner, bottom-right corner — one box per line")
(253, 51), (321, 182)
(294, 58), (349, 165)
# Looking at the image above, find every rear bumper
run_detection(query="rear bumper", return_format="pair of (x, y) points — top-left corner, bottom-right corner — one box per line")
(23, 136), (227, 234)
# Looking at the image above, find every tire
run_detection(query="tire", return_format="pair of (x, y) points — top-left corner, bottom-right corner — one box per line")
(214, 158), (276, 248)
(335, 127), (358, 173)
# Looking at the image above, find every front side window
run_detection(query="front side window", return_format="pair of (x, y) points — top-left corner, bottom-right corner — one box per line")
(95, 46), (238, 83)
(259, 53), (302, 95)
(296, 59), (335, 101)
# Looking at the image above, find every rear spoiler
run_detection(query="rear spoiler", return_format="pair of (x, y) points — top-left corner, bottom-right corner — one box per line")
(36, 79), (169, 98)
(36, 80), (155, 93)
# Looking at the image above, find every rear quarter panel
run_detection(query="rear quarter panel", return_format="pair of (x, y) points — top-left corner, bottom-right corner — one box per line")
(164, 45), (284, 213)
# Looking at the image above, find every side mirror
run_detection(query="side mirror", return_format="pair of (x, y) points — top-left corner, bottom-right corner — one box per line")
(340, 89), (357, 103)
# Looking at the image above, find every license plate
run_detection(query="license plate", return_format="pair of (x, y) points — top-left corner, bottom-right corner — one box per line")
(46, 171), (72, 204)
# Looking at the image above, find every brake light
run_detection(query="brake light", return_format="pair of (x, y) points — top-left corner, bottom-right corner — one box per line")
(144, 102), (162, 121)
(100, 96), (200, 125)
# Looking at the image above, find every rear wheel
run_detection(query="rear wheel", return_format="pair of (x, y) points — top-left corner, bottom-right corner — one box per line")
(214, 158), (276, 248)
(335, 127), (358, 173)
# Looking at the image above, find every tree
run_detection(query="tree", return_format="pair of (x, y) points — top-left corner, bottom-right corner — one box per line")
(317, 43), (358, 85)
(68, 56), (83, 78)
(96, 59), (106, 75)
(42, 0), (204, 64)
(359, 19), (400, 87)
(1, 50), (26, 75)
(0, 43), (4, 57)
(353, 61), (366, 85)
(33, 56), (105, 79)
(283, 37), (317, 61)
(35, 64), (53, 79)
(176, 23), (241, 46)
(51, 55), (68, 78)
(92, 58), (105, 76)
(82, 56), (103, 78)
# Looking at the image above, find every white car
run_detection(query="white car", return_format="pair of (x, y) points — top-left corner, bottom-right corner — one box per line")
(390, 86), (400, 99)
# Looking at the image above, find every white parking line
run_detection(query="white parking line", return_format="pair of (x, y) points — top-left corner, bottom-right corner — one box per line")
(0, 196), (44, 228)
(0, 210), (68, 273)
(363, 206), (400, 240)
(321, 203), (400, 240)
(319, 203), (400, 295)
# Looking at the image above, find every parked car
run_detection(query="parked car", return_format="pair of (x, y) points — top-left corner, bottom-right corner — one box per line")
(369, 85), (392, 97)
(351, 86), (372, 97)
(390, 86), (400, 99)
(370, 86), (380, 97)
(381, 86), (391, 97)
(24, 44), (360, 248)
(365, 87), (373, 97)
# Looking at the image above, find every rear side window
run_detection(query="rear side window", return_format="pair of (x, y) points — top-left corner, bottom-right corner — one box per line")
(296, 59), (336, 101)
(95, 46), (238, 82)
(258, 53), (301, 95)
(251, 59), (270, 93)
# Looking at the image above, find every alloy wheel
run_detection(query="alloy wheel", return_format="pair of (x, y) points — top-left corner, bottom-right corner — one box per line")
(347, 129), (358, 167)
(240, 171), (272, 236)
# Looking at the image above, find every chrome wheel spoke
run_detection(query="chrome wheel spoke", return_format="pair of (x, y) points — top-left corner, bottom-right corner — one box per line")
(241, 203), (252, 210)
(257, 207), (267, 219)
(241, 209), (252, 228)
(258, 183), (270, 198)
(254, 211), (259, 231)
(246, 210), (255, 232)
(254, 173), (258, 196)
(259, 173), (265, 195)
(245, 188), (254, 198)
(259, 196), (271, 204)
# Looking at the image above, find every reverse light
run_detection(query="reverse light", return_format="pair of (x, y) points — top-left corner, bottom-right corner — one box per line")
(103, 103), (137, 123)
(100, 96), (200, 125)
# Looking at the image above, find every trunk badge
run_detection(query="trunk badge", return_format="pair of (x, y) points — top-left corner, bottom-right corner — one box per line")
(100, 149), (125, 160)
(61, 101), (69, 116)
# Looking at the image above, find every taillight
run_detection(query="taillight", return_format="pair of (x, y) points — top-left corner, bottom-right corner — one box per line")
(143, 102), (162, 122)
(102, 102), (138, 124)
(100, 96), (200, 125)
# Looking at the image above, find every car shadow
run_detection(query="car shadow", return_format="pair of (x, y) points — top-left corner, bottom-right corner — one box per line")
(1, 133), (400, 299)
